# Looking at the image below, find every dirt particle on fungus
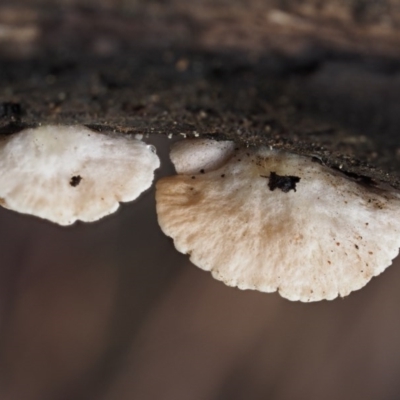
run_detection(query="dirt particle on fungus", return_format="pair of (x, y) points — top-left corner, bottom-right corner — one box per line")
(221, 174), (225, 178)
(369, 251), (373, 255)
(191, 176), (196, 179)
(70, 175), (82, 187)
(262, 172), (301, 193)
(336, 242), (340, 246)
(355, 244), (359, 249)
(200, 169), (205, 174)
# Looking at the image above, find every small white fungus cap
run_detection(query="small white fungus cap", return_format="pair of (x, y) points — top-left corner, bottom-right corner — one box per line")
(170, 138), (235, 174)
(156, 141), (400, 302)
(0, 125), (160, 225)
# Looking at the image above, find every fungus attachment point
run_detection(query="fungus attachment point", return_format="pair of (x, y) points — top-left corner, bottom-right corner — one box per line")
(170, 138), (235, 174)
(0, 125), (160, 225)
(156, 142), (400, 302)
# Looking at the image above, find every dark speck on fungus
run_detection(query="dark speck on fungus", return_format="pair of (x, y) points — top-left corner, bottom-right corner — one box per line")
(264, 171), (301, 193)
(70, 175), (82, 187)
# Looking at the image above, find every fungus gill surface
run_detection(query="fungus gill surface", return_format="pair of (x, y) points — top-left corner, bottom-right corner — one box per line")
(156, 140), (400, 302)
(0, 125), (160, 225)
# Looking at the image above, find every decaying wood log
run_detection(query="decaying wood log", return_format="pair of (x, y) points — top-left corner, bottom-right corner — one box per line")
(1, 0), (400, 188)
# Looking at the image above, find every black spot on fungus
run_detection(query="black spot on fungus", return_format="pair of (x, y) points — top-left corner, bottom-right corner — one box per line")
(70, 175), (82, 187)
(200, 169), (205, 174)
(191, 176), (196, 179)
(221, 174), (225, 178)
(263, 172), (301, 193)
(355, 244), (359, 250)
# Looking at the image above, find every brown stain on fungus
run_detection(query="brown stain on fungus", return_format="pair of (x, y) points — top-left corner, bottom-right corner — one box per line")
(70, 175), (82, 187)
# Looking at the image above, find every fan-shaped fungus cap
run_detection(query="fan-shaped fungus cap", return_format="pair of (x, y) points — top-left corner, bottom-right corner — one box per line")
(0, 125), (160, 225)
(156, 141), (400, 302)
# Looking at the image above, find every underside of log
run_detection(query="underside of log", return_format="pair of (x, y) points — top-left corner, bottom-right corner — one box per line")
(1, 0), (400, 188)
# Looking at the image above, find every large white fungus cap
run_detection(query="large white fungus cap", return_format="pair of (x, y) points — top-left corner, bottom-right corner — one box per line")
(0, 125), (160, 225)
(156, 141), (400, 302)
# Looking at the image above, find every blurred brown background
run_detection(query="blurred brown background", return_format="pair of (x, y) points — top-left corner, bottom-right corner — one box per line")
(1, 1), (400, 399)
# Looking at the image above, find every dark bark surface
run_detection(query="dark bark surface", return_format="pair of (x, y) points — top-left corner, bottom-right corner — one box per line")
(1, 0), (400, 187)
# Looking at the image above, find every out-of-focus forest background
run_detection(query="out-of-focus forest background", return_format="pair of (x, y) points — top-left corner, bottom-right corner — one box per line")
(1, 1), (400, 400)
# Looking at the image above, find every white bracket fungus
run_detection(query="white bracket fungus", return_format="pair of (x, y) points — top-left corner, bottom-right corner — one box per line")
(0, 125), (160, 225)
(156, 140), (400, 302)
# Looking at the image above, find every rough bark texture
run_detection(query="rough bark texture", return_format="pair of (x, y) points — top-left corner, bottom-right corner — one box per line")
(1, 0), (400, 188)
